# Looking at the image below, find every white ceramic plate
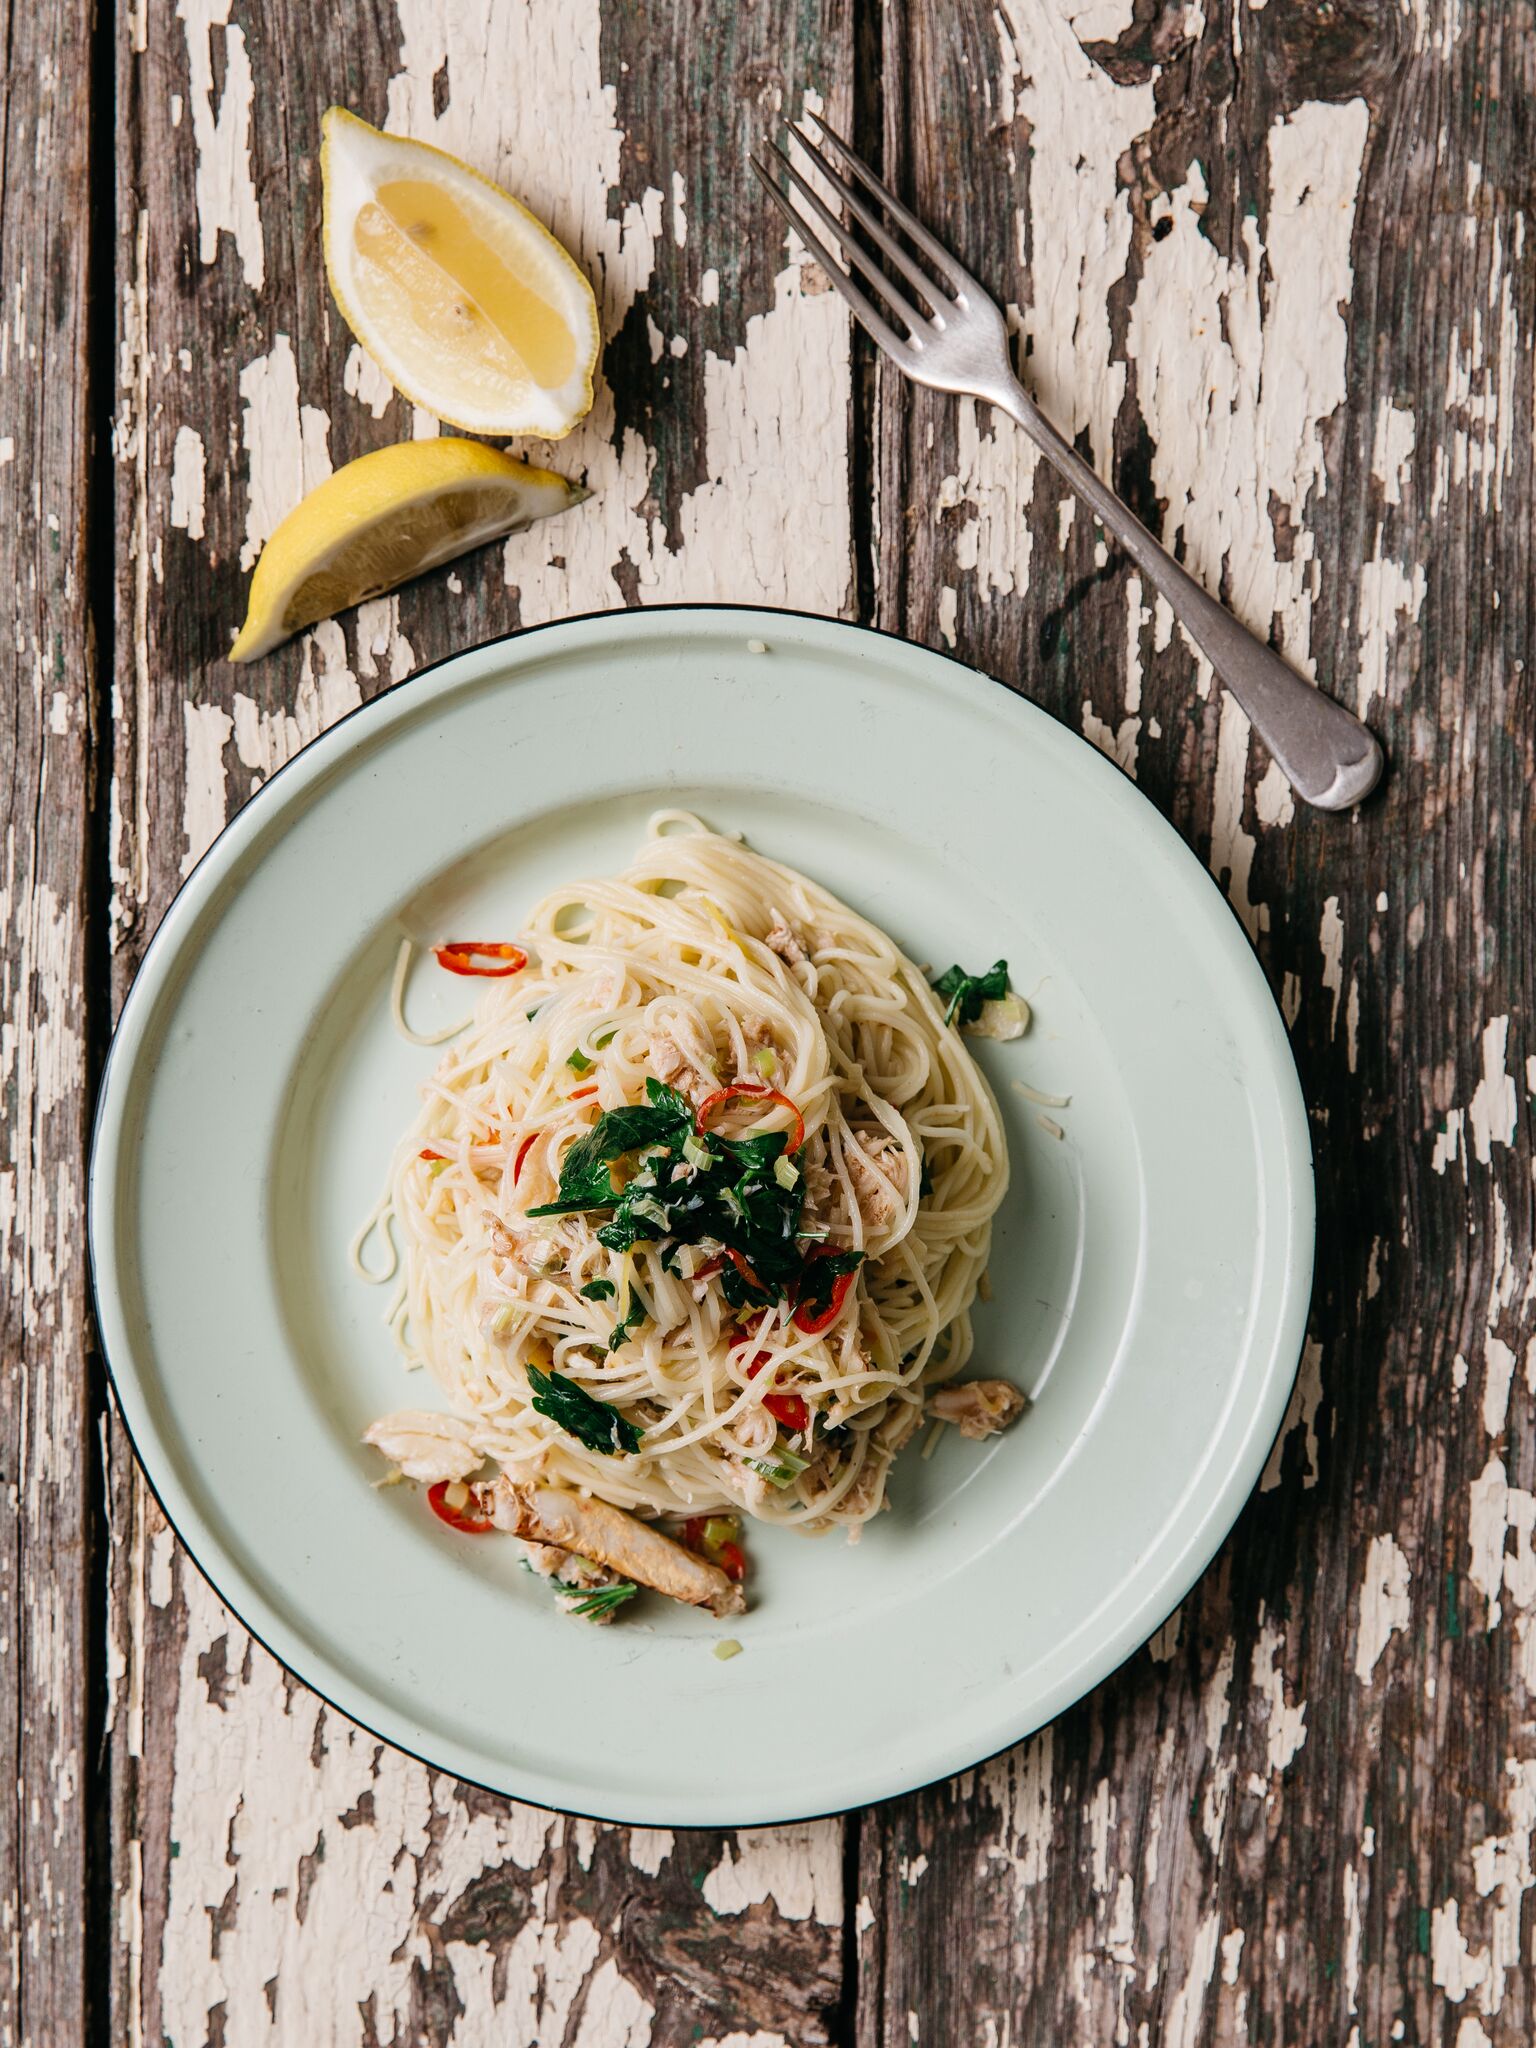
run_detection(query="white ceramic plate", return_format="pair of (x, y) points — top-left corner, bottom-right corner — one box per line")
(91, 605), (1312, 1826)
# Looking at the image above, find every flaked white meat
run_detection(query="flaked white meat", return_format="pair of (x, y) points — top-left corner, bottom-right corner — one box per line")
(649, 1009), (719, 1103)
(728, 1404), (779, 1456)
(363, 1410), (484, 1484)
(799, 1156), (835, 1226)
(844, 1130), (909, 1233)
(485, 1478), (746, 1617)
(928, 1378), (1027, 1440)
(765, 922), (806, 968)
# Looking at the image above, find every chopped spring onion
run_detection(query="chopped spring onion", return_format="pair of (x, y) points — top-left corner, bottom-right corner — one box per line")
(746, 1444), (811, 1489)
(682, 1133), (715, 1172)
(594, 1030), (616, 1050)
(701, 1516), (739, 1550)
(487, 1303), (518, 1336)
(567, 1047), (593, 1072)
(752, 1045), (777, 1077)
(773, 1154), (799, 1190)
(713, 1638), (744, 1661)
(556, 1579), (638, 1620)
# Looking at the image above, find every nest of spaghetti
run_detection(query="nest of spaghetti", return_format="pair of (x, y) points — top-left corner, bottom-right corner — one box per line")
(361, 818), (1022, 1597)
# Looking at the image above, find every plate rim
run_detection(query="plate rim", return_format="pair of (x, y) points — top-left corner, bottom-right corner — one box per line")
(89, 599), (1315, 1827)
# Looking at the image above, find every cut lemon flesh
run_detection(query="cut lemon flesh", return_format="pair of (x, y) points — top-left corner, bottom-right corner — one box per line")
(322, 110), (600, 438)
(229, 438), (585, 663)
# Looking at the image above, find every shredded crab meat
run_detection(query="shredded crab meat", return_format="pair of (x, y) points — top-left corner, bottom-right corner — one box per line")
(927, 1378), (1027, 1440)
(728, 1405), (779, 1456)
(649, 1009), (719, 1103)
(844, 1130), (909, 1232)
(362, 1410), (485, 1484)
(765, 921), (807, 968)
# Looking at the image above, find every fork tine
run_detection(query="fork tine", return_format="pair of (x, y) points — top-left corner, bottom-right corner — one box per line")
(749, 154), (916, 363)
(786, 122), (952, 322)
(800, 113), (983, 305)
(758, 141), (931, 340)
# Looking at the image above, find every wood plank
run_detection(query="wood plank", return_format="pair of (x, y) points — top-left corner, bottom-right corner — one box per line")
(861, 1), (1536, 2043)
(108, 1), (856, 2040)
(0, 1), (102, 2043)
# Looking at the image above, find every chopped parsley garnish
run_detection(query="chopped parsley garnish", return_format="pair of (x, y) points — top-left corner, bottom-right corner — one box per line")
(607, 1289), (647, 1354)
(579, 1278), (616, 1301)
(555, 1578), (638, 1619)
(931, 959), (1010, 1028)
(526, 1361), (642, 1455)
(567, 1047), (593, 1073)
(527, 1078), (695, 1215)
(529, 1077), (805, 1308)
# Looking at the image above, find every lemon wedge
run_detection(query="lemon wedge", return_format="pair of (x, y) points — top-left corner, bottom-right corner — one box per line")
(321, 109), (600, 438)
(229, 438), (585, 663)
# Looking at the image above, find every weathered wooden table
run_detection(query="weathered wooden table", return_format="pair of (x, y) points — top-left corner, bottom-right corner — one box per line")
(5, 0), (1533, 2040)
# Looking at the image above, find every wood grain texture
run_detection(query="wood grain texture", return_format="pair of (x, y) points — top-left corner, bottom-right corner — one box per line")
(860, 2), (1536, 2044)
(107, 1), (855, 2042)
(0, 0), (1514, 2041)
(0, 0), (102, 2043)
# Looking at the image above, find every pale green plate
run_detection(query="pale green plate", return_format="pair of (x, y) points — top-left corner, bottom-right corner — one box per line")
(90, 605), (1312, 1826)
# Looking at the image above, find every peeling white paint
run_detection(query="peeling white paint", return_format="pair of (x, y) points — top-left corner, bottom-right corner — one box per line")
(1468, 1016), (1517, 1164)
(1371, 398), (1416, 504)
(1483, 1336), (1517, 1439)
(1164, 1910), (1222, 2048)
(1320, 896), (1345, 1035)
(701, 1828), (842, 1924)
(1088, 1777), (1114, 1894)
(1251, 1611), (1307, 1771)
(1200, 1637), (1237, 1854)
(1432, 1896), (1489, 2006)
(625, 1827), (673, 1876)
(179, 701), (234, 874)
(981, 1726), (1054, 1885)
(1432, 1107), (1466, 1177)
(1356, 535), (1425, 719)
(1354, 1532), (1412, 1680)
(1130, 101), (1369, 934)
(231, 625), (365, 783)
(342, 342), (396, 420)
(156, 1568), (586, 2046)
(177, 0), (265, 287)
(1342, 1863), (1362, 2014)
(169, 424), (206, 541)
(671, 168), (688, 248)
(1260, 1337), (1324, 1491)
(1148, 1607), (1183, 1663)
(237, 334), (332, 571)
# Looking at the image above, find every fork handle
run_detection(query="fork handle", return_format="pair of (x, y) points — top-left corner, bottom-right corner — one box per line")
(994, 381), (1383, 811)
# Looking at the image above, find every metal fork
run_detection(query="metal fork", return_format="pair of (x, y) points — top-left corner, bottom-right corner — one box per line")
(752, 120), (1383, 812)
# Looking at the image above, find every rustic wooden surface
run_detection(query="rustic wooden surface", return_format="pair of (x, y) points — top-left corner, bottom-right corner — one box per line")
(0, 0), (1531, 2040)
(0, 0), (103, 2041)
